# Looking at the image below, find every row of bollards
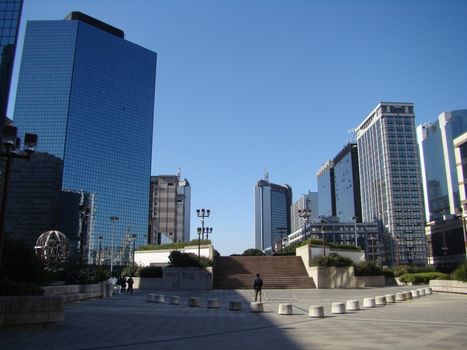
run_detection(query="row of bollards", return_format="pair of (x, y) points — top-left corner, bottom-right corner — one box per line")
(146, 287), (432, 316)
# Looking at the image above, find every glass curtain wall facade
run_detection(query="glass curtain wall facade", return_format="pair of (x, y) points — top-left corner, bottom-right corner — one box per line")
(316, 160), (335, 217)
(333, 143), (362, 223)
(356, 102), (426, 265)
(10, 13), (157, 265)
(417, 110), (467, 220)
(254, 179), (292, 252)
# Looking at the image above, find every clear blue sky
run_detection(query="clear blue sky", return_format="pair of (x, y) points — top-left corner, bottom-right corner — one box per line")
(8, 0), (467, 256)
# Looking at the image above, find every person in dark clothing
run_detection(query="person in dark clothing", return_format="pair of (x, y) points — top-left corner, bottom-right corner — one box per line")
(253, 273), (263, 302)
(127, 277), (134, 295)
(120, 276), (127, 294)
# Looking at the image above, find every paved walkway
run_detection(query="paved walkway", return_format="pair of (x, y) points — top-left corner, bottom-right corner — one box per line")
(1, 286), (466, 349)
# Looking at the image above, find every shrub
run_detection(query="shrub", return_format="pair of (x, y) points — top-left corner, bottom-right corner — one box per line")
(168, 251), (213, 268)
(242, 248), (264, 256)
(65, 266), (111, 284)
(310, 253), (353, 267)
(393, 265), (436, 277)
(451, 262), (467, 282)
(138, 240), (212, 251)
(399, 272), (450, 284)
(137, 266), (163, 278)
(0, 239), (49, 284)
(354, 261), (383, 276)
(122, 265), (138, 277)
(0, 277), (43, 296)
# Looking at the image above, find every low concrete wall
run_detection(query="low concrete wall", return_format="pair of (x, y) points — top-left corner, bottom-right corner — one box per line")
(429, 280), (467, 294)
(354, 275), (385, 288)
(41, 283), (112, 303)
(135, 245), (214, 267)
(0, 296), (64, 327)
(133, 267), (213, 290)
(309, 266), (355, 288)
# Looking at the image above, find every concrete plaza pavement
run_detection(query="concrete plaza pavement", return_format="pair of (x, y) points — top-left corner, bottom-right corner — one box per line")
(0, 286), (466, 350)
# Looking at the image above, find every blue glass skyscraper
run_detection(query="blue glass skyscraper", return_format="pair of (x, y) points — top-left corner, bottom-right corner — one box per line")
(10, 12), (156, 265)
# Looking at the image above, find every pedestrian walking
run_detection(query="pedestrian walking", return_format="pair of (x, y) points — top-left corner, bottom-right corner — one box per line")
(120, 276), (127, 294)
(253, 273), (263, 302)
(127, 276), (134, 295)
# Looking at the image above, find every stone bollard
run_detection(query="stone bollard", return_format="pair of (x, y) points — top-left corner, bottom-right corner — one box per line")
(411, 290), (420, 298)
(229, 300), (242, 311)
(424, 287), (432, 295)
(147, 294), (156, 302)
(250, 302), (264, 313)
(396, 292), (406, 301)
(189, 297), (200, 307)
(375, 296), (387, 306)
(278, 303), (293, 315)
(154, 294), (165, 303)
(363, 297), (376, 308)
(207, 299), (219, 309)
(385, 294), (396, 303)
(309, 305), (325, 318)
(417, 288), (426, 296)
(331, 302), (346, 314)
(404, 291), (413, 300)
(170, 296), (181, 305)
(346, 300), (360, 311)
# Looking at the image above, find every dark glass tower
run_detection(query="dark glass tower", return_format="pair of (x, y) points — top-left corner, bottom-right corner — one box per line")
(10, 12), (157, 265)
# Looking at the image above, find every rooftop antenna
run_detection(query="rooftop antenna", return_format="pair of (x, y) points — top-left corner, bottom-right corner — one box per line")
(176, 168), (181, 179)
(264, 169), (269, 182)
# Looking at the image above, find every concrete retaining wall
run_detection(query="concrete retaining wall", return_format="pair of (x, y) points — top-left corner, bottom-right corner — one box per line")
(309, 266), (355, 288)
(0, 296), (64, 327)
(133, 267), (213, 290)
(429, 280), (467, 294)
(354, 275), (385, 288)
(41, 283), (112, 303)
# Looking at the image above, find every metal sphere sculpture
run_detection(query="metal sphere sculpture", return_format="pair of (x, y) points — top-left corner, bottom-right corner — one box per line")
(35, 230), (70, 265)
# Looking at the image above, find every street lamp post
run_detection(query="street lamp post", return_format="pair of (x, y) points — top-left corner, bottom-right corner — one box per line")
(98, 236), (103, 266)
(132, 234), (137, 269)
(352, 216), (358, 247)
(204, 227), (213, 240)
(369, 235), (376, 264)
(109, 216), (119, 273)
(78, 204), (91, 269)
(0, 126), (37, 266)
(298, 209), (311, 240)
(196, 208), (210, 239)
(319, 217), (328, 257)
(197, 227), (202, 256)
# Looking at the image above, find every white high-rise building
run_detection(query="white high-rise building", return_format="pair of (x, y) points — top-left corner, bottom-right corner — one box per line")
(291, 191), (318, 232)
(355, 102), (426, 265)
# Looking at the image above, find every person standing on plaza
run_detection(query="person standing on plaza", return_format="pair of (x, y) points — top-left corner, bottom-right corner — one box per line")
(127, 276), (134, 295)
(253, 273), (263, 302)
(120, 275), (127, 294)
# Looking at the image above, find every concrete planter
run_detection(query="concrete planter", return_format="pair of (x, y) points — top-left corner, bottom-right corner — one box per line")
(308, 266), (355, 289)
(429, 280), (467, 294)
(41, 283), (111, 303)
(0, 296), (64, 327)
(133, 267), (213, 290)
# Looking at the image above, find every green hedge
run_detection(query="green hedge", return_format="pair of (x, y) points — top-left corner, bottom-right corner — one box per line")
(64, 266), (111, 284)
(354, 261), (384, 276)
(310, 253), (353, 267)
(393, 265), (436, 277)
(399, 272), (450, 284)
(451, 262), (467, 282)
(168, 251), (212, 267)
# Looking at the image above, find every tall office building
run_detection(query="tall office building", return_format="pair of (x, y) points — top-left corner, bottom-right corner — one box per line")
(9, 12), (157, 264)
(254, 177), (292, 252)
(417, 110), (467, 220)
(355, 102), (426, 265)
(148, 172), (191, 245)
(291, 191), (318, 232)
(316, 160), (335, 217)
(0, 0), (22, 124)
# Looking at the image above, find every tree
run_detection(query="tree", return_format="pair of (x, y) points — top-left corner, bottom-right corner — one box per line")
(242, 248), (264, 256)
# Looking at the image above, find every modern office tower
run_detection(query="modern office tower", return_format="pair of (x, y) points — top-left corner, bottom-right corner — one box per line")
(454, 132), (467, 262)
(0, 0), (23, 127)
(333, 143), (362, 223)
(9, 12), (157, 265)
(254, 177), (292, 252)
(355, 102), (426, 265)
(417, 110), (467, 220)
(148, 172), (191, 245)
(316, 160), (335, 217)
(291, 191), (318, 232)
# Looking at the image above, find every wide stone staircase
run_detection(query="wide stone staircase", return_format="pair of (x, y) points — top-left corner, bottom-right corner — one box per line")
(213, 256), (316, 289)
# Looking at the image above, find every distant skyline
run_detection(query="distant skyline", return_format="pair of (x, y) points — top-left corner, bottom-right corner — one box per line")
(8, 0), (467, 255)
